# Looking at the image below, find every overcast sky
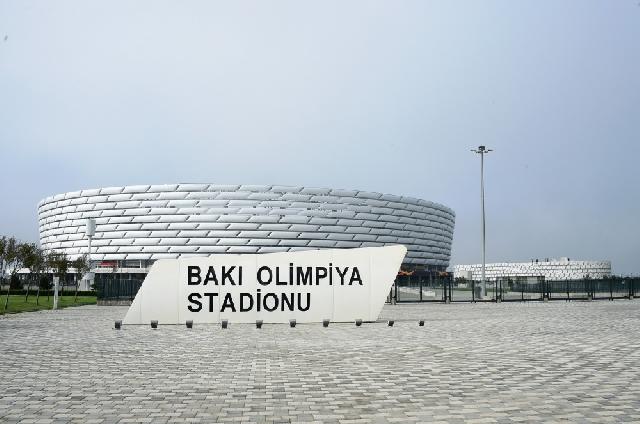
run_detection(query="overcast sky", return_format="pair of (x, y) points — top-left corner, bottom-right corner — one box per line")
(1, 1), (638, 274)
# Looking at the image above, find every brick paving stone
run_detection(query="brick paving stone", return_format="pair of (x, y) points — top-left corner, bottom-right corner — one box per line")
(1, 301), (640, 423)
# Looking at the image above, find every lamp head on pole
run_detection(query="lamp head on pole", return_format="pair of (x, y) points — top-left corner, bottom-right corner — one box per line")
(472, 145), (493, 154)
(85, 218), (96, 238)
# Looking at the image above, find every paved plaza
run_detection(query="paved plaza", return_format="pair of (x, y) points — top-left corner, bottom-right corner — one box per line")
(1, 301), (640, 423)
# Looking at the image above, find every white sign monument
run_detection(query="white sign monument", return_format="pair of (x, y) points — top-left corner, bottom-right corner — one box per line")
(123, 245), (406, 324)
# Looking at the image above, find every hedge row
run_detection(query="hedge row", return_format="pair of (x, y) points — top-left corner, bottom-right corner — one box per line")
(1, 290), (97, 297)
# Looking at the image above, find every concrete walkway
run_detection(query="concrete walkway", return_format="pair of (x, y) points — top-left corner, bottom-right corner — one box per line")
(1, 301), (639, 423)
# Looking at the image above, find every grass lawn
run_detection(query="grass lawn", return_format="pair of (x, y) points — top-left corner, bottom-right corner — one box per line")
(0, 295), (97, 315)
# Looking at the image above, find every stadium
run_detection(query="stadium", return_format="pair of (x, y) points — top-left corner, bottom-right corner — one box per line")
(453, 258), (612, 282)
(37, 184), (455, 285)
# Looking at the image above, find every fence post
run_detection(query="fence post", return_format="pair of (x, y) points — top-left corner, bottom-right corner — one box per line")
(610, 279), (613, 301)
(444, 278), (449, 304)
(394, 279), (398, 304)
(472, 280), (475, 303)
(492, 280), (495, 302)
(419, 275), (423, 302)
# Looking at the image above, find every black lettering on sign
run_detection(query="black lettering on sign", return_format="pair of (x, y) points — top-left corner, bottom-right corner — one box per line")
(316, 267), (327, 284)
(298, 293), (311, 311)
(281, 293), (294, 311)
(188, 266), (201, 285)
(204, 267), (218, 285)
(203, 292), (219, 312)
(240, 293), (254, 312)
(222, 266), (236, 285)
(263, 293), (279, 312)
(276, 267), (287, 285)
(187, 293), (202, 311)
(350, 267), (363, 285)
(257, 266), (272, 286)
(336, 267), (349, 285)
(297, 267), (312, 285)
(221, 293), (236, 312)
(256, 289), (262, 311)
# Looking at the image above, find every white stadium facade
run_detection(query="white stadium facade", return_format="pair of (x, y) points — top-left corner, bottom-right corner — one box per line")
(453, 258), (612, 282)
(38, 184), (455, 279)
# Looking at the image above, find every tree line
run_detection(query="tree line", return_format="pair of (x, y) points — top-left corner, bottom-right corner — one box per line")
(0, 235), (90, 310)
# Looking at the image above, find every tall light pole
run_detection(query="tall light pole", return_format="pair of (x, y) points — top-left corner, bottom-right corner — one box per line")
(472, 145), (492, 298)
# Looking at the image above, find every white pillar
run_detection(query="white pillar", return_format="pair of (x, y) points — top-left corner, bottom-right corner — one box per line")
(86, 218), (95, 292)
(53, 276), (59, 309)
(83, 235), (93, 291)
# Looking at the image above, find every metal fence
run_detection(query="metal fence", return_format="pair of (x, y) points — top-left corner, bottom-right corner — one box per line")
(391, 276), (639, 303)
(390, 274), (453, 303)
(94, 272), (638, 305)
(94, 274), (144, 302)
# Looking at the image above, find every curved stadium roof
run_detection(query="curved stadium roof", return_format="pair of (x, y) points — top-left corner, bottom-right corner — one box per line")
(38, 184), (455, 269)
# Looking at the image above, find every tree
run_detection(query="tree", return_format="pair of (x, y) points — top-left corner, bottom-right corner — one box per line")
(39, 275), (52, 304)
(9, 274), (21, 290)
(0, 236), (6, 288)
(16, 242), (32, 292)
(3, 237), (19, 311)
(454, 276), (468, 287)
(20, 243), (40, 302)
(0, 238), (42, 309)
(29, 247), (46, 305)
(44, 251), (54, 301)
(72, 255), (90, 302)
